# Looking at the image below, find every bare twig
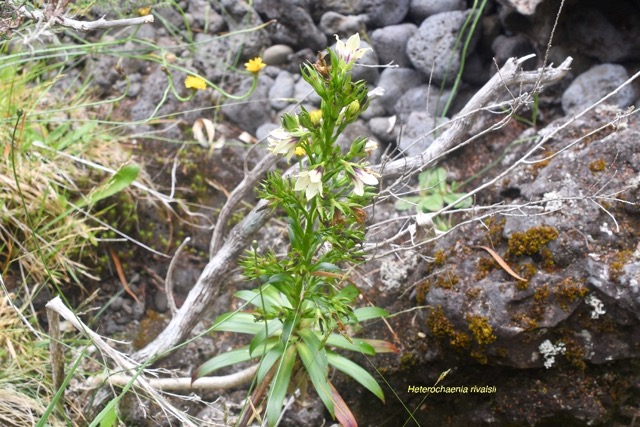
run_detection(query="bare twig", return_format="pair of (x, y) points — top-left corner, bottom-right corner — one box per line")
(17, 4), (154, 32)
(166, 237), (191, 316)
(376, 55), (573, 178)
(46, 296), (197, 426)
(91, 364), (258, 391)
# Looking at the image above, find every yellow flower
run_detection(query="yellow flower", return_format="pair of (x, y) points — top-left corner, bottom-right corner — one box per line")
(309, 109), (322, 126)
(245, 57), (267, 74)
(294, 146), (306, 156)
(185, 75), (207, 91)
(138, 7), (152, 16)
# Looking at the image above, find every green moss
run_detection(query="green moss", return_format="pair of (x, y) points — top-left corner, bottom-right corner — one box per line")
(399, 352), (418, 369)
(511, 313), (538, 330)
(609, 250), (632, 281)
(508, 225), (559, 257)
(426, 306), (470, 349)
(484, 216), (506, 245)
(415, 279), (431, 304)
(133, 310), (167, 349)
(465, 287), (481, 300)
(589, 159), (606, 173)
(475, 257), (497, 280)
(534, 284), (550, 302)
(433, 250), (446, 267)
(433, 271), (459, 289)
(554, 277), (588, 310)
(466, 315), (496, 346)
(563, 338), (587, 371)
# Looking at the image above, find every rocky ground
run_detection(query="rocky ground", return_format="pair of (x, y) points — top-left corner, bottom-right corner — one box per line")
(46, 0), (640, 425)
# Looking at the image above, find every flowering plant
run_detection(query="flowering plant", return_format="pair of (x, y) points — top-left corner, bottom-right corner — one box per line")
(195, 34), (397, 426)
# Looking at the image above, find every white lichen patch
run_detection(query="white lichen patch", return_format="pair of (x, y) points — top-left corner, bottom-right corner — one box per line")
(585, 295), (606, 319)
(539, 339), (566, 369)
(380, 254), (418, 290)
(543, 191), (563, 212)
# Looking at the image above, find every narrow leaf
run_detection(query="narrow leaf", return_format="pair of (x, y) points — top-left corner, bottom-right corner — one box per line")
(212, 312), (263, 335)
(266, 344), (297, 427)
(352, 307), (389, 322)
(473, 245), (527, 282)
(329, 381), (358, 427)
(81, 163), (139, 208)
(326, 334), (375, 355)
(298, 333), (333, 417)
(195, 340), (276, 379)
(328, 352), (384, 401)
(360, 339), (400, 354)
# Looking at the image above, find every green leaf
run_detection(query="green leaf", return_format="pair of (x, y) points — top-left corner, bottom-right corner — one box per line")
(394, 198), (417, 211)
(325, 334), (375, 355)
(195, 340), (277, 379)
(419, 193), (444, 212)
(99, 404), (118, 427)
(211, 312), (263, 335)
(335, 284), (359, 301)
(352, 307), (389, 322)
(360, 339), (399, 353)
(257, 344), (284, 383)
(298, 329), (333, 416)
(443, 192), (472, 208)
(266, 344), (297, 427)
(80, 163), (139, 208)
(310, 262), (342, 273)
(327, 352), (384, 401)
(249, 320), (283, 355)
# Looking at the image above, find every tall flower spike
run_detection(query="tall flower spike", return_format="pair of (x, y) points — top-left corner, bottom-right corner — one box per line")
(295, 166), (324, 200)
(334, 33), (371, 67)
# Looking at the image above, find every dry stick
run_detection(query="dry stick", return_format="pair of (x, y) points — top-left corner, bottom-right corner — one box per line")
(17, 5), (154, 31)
(46, 296), (197, 426)
(209, 152), (279, 257)
(165, 237), (191, 316)
(376, 54), (573, 178)
(47, 306), (64, 393)
(133, 55), (574, 364)
(90, 364), (259, 391)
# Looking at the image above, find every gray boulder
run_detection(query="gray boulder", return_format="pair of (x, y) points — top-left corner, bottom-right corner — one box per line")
(407, 10), (478, 85)
(370, 23), (417, 69)
(562, 64), (636, 114)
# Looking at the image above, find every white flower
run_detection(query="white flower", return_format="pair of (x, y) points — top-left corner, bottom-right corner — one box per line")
(351, 166), (379, 196)
(294, 166), (324, 200)
(368, 86), (385, 99)
(334, 33), (371, 66)
(267, 128), (299, 161)
(364, 139), (378, 155)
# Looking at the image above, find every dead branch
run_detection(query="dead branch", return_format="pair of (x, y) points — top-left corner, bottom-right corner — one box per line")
(132, 55), (574, 364)
(377, 55), (573, 178)
(16, 3), (154, 32)
(90, 365), (258, 391)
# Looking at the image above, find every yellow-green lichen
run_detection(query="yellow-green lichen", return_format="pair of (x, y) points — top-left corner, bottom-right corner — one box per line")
(508, 225), (559, 257)
(466, 314), (497, 346)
